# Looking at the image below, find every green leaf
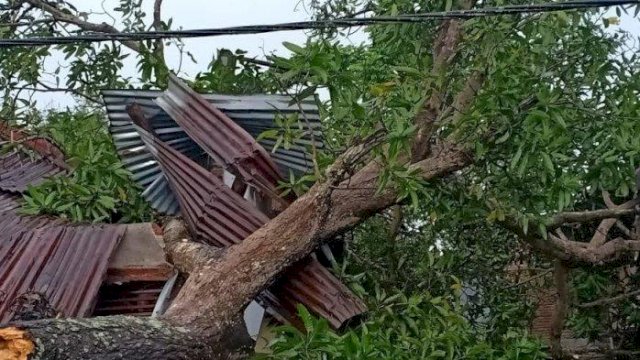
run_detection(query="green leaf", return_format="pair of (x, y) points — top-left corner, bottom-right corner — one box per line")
(495, 131), (510, 144)
(542, 153), (555, 176)
(257, 129), (279, 141)
(283, 41), (305, 55)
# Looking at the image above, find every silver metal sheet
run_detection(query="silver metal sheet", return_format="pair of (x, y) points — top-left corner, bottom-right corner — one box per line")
(102, 89), (323, 215)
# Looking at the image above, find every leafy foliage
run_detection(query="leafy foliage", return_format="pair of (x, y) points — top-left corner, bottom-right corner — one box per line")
(2, 0), (640, 355)
(192, 49), (277, 94)
(21, 110), (151, 223)
(264, 294), (546, 359)
(568, 267), (640, 347)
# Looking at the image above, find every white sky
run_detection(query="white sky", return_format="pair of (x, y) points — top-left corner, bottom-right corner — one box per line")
(30, 1), (640, 109)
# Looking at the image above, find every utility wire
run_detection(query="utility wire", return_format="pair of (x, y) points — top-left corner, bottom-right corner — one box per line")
(0, 0), (635, 48)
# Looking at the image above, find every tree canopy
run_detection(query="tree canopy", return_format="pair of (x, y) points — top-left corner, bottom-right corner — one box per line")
(1, 0), (640, 358)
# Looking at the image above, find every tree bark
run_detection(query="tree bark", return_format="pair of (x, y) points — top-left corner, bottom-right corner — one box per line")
(0, 316), (252, 360)
(550, 261), (569, 359)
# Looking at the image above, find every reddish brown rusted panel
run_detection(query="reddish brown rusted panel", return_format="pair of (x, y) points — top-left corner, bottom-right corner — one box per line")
(93, 281), (166, 317)
(134, 126), (366, 328)
(0, 150), (127, 323)
(268, 257), (368, 329)
(155, 75), (284, 201)
(0, 152), (65, 193)
(135, 127), (270, 248)
(0, 223), (126, 322)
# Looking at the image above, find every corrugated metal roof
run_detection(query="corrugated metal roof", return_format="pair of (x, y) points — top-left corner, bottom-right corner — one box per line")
(93, 281), (166, 317)
(0, 152), (65, 193)
(267, 257), (367, 329)
(0, 150), (126, 323)
(155, 75), (284, 202)
(134, 126), (365, 328)
(0, 222), (126, 322)
(101, 84), (323, 215)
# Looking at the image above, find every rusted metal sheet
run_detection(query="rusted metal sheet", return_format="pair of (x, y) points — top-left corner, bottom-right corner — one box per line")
(135, 126), (270, 247)
(266, 257), (367, 329)
(0, 152), (65, 193)
(134, 126), (366, 328)
(0, 147), (127, 323)
(0, 223), (126, 322)
(101, 87), (322, 215)
(155, 74), (284, 201)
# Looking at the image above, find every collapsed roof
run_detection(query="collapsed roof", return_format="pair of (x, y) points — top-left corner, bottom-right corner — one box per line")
(103, 75), (367, 329)
(0, 150), (125, 322)
(0, 129), (172, 323)
(102, 86), (322, 215)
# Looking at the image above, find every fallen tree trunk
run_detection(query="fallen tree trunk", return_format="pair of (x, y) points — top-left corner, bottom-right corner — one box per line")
(0, 316), (252, 360)
(0, 144), (468, 360)
(164, 144), (469, 333)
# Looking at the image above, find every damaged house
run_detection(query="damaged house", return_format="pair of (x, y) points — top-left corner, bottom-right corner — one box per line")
(0, 75), (366, 342)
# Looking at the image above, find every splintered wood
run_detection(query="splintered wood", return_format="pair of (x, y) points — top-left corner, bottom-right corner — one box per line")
(0, 327), (34, 360)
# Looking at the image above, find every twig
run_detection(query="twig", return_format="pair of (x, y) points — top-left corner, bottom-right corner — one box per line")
(505, 268), (553, 289)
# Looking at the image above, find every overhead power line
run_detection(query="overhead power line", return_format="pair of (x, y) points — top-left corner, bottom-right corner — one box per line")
(0, 0), (635, 48)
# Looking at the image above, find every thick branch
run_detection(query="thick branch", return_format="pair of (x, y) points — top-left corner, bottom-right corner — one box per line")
(163, 143), (470, 335)
(447, 70), (486, 124)
(590, 197), (639, 247)
(550, 261), (569, 359)
(411, 0), (477, 161)
(162, 218), (224, 273)
(548, 206), (640, 229)
(152, 0), (167, 80)
(503, 217), (640, 267)
(0, 316), (251, 360)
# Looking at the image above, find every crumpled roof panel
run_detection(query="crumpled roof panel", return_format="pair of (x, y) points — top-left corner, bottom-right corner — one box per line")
(134, 125), (365, 329)
(155, 75), (283, 199)
(0, 152), (65, 193)
(101, 87), (323, 215)
(0, 150), (126, 323)
(0, 223), (126, 322)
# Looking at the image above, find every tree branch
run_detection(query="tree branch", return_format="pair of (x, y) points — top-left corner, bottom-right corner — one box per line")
(578, 289), (640, 308)
(0, 315), (252, 360)
(446, 69), (486, 124)
(589, 197), (639, 247)
(152, 0), (166, 70)
(410, 0), (478, 161)
(502, 214), (640, 267)
(550, 260), (569, 359)
(162, 218), (224, 273)
(548, 205), (640, 229)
